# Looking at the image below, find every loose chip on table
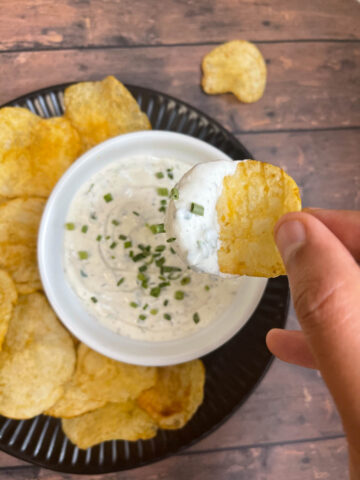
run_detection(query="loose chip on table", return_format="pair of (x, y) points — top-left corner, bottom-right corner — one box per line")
(166, 160), (301, 278)
(0, 270), (17, 350)
(0, 108), (81, 198)
(64, 75), (151, 151)
(0, 293), (75, 419)
(201, 40), (267, 103)
(137, 359), (205, 430)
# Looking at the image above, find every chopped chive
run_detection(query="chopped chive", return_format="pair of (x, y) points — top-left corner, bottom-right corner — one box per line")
(81, 225), (88, 233)
(175, 290), (185, 300)
(124, 241), (132, 248)
(78, 251), (89, 260)
(163, 299), (169, 307)
(139, 314), (147, 321)
(162, 266), (181, 273)
(168, 272), (181, 280)
(155, 172), (164, 179)
(205, 285), (210, 291)
(112, 219), (120, 226)
(170, 187), (179, 200)
(110, 242), (117, 249)
(170, 247), (176, 254)
(193, 312), (200, 324)
(181, 277), (191, 285)
(96, 234), (102, 242)
(155, 257), (166, 267)
(150, 309), (158, 315)
(164, 313), (171, 321)
(117, 278), (125, 286)
(160, 199), (167, 205)
(157, 187), (169, 197)
(167, 237), (176, 243)
(65, 222), (75, 230)
(143, 304), (149, 310)
(132, 211), (140, 216)
(130, 302), (138, 308)
(149, 223), (165, 234)
(159, 275), (166, 281)
(106, 235), (111, 240)
(90, 212), (97, 220)
(133, 253), (146, 262)
(145, 255), (154, 265)
(104, 193), (113, 203)
(119, 234), (127, 240)
(167, 172), (174, 179)
(155, 245), (166, 252)
(150, 287), (161, 298)
(111, 255), (115, 259)
(190, 202), (204, 216)
(87, 183), (94, 193)
(141, 280), (149, 289)
(129, 250), (134, 257)
(80, 269), (88, 278)
(159, 282), (170, 288)
(139, 265), (147, 272)
(91, 296), (98, 303)
(158, 206), (166, 213)
(137, 273), (147, 282)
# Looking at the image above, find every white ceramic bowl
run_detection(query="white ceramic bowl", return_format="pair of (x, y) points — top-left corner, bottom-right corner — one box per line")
(38, 131), (267, 366)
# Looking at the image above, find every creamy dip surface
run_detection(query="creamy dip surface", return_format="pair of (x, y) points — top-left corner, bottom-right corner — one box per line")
(64, 156), (244, 342)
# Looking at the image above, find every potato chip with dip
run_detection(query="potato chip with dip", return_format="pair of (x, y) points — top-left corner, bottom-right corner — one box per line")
(64, 76), (151, 151)
(201, 40), (267, 103)
(0, 108), (81, 198)
(62, 401), (158, 449)
(0, 293), (75, 419)
(137, 360), (205, 429)
(0, 270), (17, 350)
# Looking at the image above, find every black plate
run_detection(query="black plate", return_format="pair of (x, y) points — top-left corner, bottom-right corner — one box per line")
(0, 84), (289, 474)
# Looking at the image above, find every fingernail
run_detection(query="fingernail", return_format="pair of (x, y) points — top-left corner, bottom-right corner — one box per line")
(275, 220), (306, 265)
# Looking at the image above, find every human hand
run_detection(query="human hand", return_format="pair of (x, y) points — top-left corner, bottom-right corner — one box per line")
(266, 209), (360, 478)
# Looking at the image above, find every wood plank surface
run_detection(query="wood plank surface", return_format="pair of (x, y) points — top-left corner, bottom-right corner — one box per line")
(1, 0), (359, 52)
(1, 42), (360, 132)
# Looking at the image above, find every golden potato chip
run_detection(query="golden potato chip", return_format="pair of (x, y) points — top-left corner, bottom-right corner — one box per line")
(137, 360), (205, 430)
(0, 293), (75, 419)
(202, 40), (267, 103)
(217, 160), (301, 277)
(62, 401), (157, 450)
(0, 244), (41, 294)
(64, 76), (151, 151)
(0, 270), (17, 350)
(76, 344), (157, 403)
(0, 107), (81, 197)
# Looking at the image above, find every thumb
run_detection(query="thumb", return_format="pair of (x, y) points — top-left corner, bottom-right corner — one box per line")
(273, 212), (360, 448)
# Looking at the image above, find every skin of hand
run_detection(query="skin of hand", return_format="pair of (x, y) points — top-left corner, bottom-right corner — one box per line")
(266, 209), (360, 479)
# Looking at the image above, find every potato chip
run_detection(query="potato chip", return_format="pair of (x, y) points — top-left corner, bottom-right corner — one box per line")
(76, 343), (157, 403)
(62, 401), (157, 449)
(0, 243), (41, 294)
(137, 360), (205, 430)
(0, 107), (81, 197)
(0, 270), (17, 350)
(217, 160), (301, 277)
(0, 293), (75, 419)
(202, 40), (267, 103)
(64, 76), (151, 151)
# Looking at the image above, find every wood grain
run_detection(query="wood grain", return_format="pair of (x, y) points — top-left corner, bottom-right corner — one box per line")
(0, 0), (359, 52)
(1, 42), (360, 132)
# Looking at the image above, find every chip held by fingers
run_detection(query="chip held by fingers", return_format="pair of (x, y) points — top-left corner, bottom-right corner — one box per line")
(166, 159), (301, 278)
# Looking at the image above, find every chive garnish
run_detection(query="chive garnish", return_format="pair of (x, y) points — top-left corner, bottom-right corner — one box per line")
(170, 247), (176, 254)
(159, 282), (170, 288)
(90, 212), (97, 220)
(65, 222), (75, 230)
(150, 309), (158, 315)
(110, 242), (117, 249)
(149, 223), (165, 234)
(119, 234), (127, 240)
(139, 314), (146, 321)
(163, 299), (169, 307)
(124, 241), (132, 248)
(190, 202), (204, 216)
(193, 312), (200, 324)
(157, 187), (169, 197)
(181, 277), (191, 285)
(111, 255), (115, 259)
(129, 250), (134, 257)
(167, 237), (176, 243)
(141, 280), (149, 289)
(170, 187), (179, 200)
(96, 234), (102, 241)
(104, 193), (113, 203)
(155, 245), (166, 252)
(130, 302), (138, 308)
(205, 285), (210, 291)
(139, 265), (147, 272)
(160, 199), (167, 205)
(81, 225), (88, 233)
(143, 304), (148, 310)
(137, 273), (147, 282)
(175, 290), (185, 300)
(80, 269), (88, 278)
(168, 172), (174, 179)
(112, 219), (120, 226)
(78, 251), (89, 260)
(159, 206), (166, 213)
(164, 313), (171, 321)
(162, 266), (181, 273)
(91, 296), (98, 303)
(150, 287), (161, 297)
(155, 257), (166, 267)
(133, 211), (140, 216)
(105, 235), (111, 240)
(155, 172), (164, 179)
(133, 253), (146, 262)
(117, 278), (125, 286)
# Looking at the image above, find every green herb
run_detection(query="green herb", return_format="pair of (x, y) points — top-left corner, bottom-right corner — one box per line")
(167, 168), (174, 180)
(170, 247), (176, 254)
(105, 235), (111, 240)
(190, 202), (204, 216)
(157, 187), (169, 197)
(65, 222), (75, 230)
(119, 234), (127, 240)
(139, 314), (147, 321)
(117, 278), (125, 286)
(78, 251), (89, 260)
(110, 242), (117, 249)
(150, 309), (158, 315)
(174, 290), (185, 300)
(149, 223), (165, 234)
(129, 250), (134, 257)
(124, 241), (132, 248)
(112, 219), (120, 226)
(139, 265), (147, 272)
(167, 237), (176, 243)
(159, 282), (170, 288)
(163, 299), (169, 307)
(104, 193), (113, 203)
(80, 269), (88, 278)
(81, 225), (88, 233)
(205, 285), (210, 291)
(137, 272), (147, 282)
(87, 183), (94, 193)
(96, 234), (102, 242)
(168, 272), (181, 280)
(160, 199), (167, 205)
(170, 187), (179, 200)
(141, 280), (148, 289)
(90, 212), (97, 220)
(158, 206), (166, 213)
(164, 313), (171, 321)
(150, 287), (161, 298)
(181, 277), (191, 285)
(111, 255), (115, 259)
(143, 304), (148, 310)
(155, 172), (164, 179)
(162, 266), (181, 273)
(155, 245), (166, 253)
(130, 302), (138, 308)
(133, 253), (145, 262)
(193, 312), (200, 324)
(91, 296), (98, 303)
(155, 257), (166, 267)
(158, 275), (166, 281)
(132, 211), (140, 216)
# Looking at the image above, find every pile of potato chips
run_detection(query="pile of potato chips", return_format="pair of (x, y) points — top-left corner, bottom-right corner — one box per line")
(0, 76), (205, 449)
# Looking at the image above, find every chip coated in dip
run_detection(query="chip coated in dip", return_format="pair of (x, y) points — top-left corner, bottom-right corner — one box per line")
(64, 156), (244, 342)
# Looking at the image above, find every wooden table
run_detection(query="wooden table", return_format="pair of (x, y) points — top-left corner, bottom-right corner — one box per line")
(1, 1), (359, 478)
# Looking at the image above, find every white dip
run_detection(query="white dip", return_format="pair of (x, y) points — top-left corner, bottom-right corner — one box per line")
(64, 156), (243, 342)
(166, 160), (239, 275)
